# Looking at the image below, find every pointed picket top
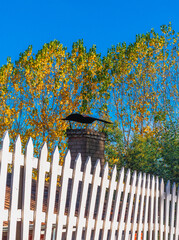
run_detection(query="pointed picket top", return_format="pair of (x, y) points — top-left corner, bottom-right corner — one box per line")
(84, 156), (92, 172)
(52, 145), (59, 162)
(112, 164), (117, 176)
(161, 178), (164, 185)
(14, 135), (23, 164)
(120, 166), (125, 179)
(74, 153), (82, 168)
(166, 180), (170, 191)
(171, 182), (176, 192)
(132, 170), (137, 183)
(147, 173), (150, 182)
(39, 142), (48, 159)
(94, 158), (101, 173)
(137, 171), (142, 186)
(8, 134), (22, 240)
(63, 149), (72, 168)
(138, 171), (142, 179)
(52, 145), (60, 170)
(110, 164), (117, 184)
(14, 134), (21, 149)
(25, 137), (34, 153)
(103, 161), (109, 176)
(1, 130), (9, 151)
(126, 168), (131, 179)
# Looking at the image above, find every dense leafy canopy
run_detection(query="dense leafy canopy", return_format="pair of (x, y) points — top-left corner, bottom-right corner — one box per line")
(0, 24), (178, 183)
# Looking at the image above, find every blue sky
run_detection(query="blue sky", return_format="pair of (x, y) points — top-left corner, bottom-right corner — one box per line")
(0, 0), (179, 67)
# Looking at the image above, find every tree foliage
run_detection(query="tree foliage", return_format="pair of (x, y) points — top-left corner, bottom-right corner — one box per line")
(0, 24), (178, 182)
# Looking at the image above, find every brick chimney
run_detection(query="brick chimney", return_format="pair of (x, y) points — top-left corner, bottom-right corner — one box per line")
(66, 129), (106, 172)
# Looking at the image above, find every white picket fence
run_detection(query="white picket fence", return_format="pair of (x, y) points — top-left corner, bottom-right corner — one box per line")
(0, 131), (179, 240)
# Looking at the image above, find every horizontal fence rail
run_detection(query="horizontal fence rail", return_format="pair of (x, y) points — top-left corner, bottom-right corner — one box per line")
(0, 131), (179, 239)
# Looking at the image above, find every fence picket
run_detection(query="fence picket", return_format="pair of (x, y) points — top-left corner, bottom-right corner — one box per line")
(76, 157), (92, 239)
(102, 165), (117, 240)
(169, 183), (176, 240)
(94, 162), (109, 240)
(117, 169), (131, 239)
(8, 136), (24, 240)
(45, 146), (61, 240)
(0, 131), (12, 240)
(125, 171), (137, 240)
(137, 173), (146, 240)
(131, 172), (142, 240)
(110, 167), (124, 240)
(56, 150), (72, 240)
(21, 137), (37, 240)
(33, 142), (50, 240)
(154, 176), (159, 240)
(175, 186), (179, 240)
(159, 178), (164, 240)
(148, 175), (155, 240)
(143, 174), (150, 239)
(0, 133), (178, 240)
(66, 154), (82, 239)
(164, 181), (170, 240)
(85, 159), (101, 240)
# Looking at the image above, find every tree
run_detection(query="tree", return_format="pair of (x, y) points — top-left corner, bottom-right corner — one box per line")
(0, 24), (178, 183)
(0, 40), (102, 159)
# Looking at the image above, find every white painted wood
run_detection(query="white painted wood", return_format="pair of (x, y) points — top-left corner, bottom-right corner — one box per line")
(0, 131), (12, 240)
(56, 150), (72, 240)
(131, 172), (142, 240)
(137, 173), (146, 240)
(154, 176), (159, 240)
(169, 183), (176, 240)
(125, 171), (137, 240)
(33, 142), (50, 240)
(164, 180), (170, 240)
(0, 132), (178, 240)
(21, 137), (37, 240)
(159, 178), (164, 240)
(110, 167), (124, 240)
(175, 186), (179, 240)
(102, 165), (117, 240)
(8, 136), (24, 240)
(143, 174), (150, 240)
(148, 175), (155, 240)
(66, 154), (82, 239)
(76, 157), (92, 239)
(94, 162), (109, 240)
(85, 159), (101, 240)
(117, 169), (131, 240)
(45, 146), (62, 240)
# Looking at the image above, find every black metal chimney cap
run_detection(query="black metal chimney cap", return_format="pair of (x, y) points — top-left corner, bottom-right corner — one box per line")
(62, 113), (112, 124)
